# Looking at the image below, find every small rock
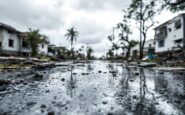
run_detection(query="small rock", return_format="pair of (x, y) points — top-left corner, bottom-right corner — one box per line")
(61, 78), (65, 82)
(98, 71), (102, 73)
(41, 104), (47, 108)
(107, 112), (114, 115)
(135, 73), (139, 75)
(27, 101), (36, 106)
(48, 111), (55, 115)
(0, 79), (11, 86)
(133, 95), (137, 99)
(33, 74), (43, 79)
(130, 79), (134, 82)
(102, 101), (107, 105)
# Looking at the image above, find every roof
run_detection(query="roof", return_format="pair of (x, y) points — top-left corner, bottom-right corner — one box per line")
(0, 22), (20, 33)
(154, 13), (185, 30)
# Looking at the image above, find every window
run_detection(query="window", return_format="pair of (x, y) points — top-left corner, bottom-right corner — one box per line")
(158, 40), (164, 48)
(22, 41), (28, 48)
(149, 44), (152, 47)
(42, 44), (44, 49)
(9, 39), (14, 48)
(175, 20), (181, 30)
(168, 28), (172, 32)
(174, 39), (182, 44)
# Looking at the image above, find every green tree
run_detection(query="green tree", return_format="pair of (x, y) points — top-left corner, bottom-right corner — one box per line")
(106, 49), (114, 59)
(65, 27), (79, 59)
(27, 28), (49, 57)
(112, 43), (119, 58)
(161, 0), (185, 12)
(128, 0), (157, 59)
(86, 46), (94, 60)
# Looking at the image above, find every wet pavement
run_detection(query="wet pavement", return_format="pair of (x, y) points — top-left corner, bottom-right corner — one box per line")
(0, 61), (185, 115)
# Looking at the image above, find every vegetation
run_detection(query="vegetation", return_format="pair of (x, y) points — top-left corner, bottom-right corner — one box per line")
(161, 0), (185, 12)
(27, 28), (49, 57)
(117, 13), (139, 60)
(86, 46), (94, 60)
(128, 0), (157, 59)
(65, 27), (79, 59)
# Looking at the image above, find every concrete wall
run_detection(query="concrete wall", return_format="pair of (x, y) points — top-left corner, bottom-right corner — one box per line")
(0, 29), (20, 54)
(38, 43), (48, 55)
(130, 39), (155, 56)
(155, 16), (184, 53)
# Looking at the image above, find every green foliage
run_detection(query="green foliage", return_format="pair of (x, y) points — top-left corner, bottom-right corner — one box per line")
(86, 46), (94, 60)
(65, 27), (79, 59)
(162, 0), (185, 12)
(27, 28), (49, 57)
(128, 0), (157, 59)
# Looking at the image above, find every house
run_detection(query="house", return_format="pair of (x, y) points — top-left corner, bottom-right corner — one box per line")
(48, 45), (66, 56)
(130, 39), (155, 57)
(0, 22), (50, 57)
(38, 42), (49, 55)
(154, 13), (185, 55)
(0, 22), (22, 56)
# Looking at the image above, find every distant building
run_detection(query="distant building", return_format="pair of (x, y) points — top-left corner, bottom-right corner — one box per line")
(38, 43), (49, 55)
(154, 13), (185, 54)
(48, 45), (66, 56)
(130, 39), (155, 57)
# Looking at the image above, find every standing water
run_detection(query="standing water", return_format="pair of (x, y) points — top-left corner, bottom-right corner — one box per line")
(0, 61), (184, 115)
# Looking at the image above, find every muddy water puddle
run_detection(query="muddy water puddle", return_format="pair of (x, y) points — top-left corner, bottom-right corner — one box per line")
(0, 61), (185, 115)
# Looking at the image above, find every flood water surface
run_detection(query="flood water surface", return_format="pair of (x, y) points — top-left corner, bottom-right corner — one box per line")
(0, 61), (185, 115)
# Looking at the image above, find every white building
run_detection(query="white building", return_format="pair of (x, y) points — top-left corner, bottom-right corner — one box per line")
(38, 43), (49, 55)
(154, 13), (185, 54)
(0, 22), (23, 56)
(0, 22), (49, 56)
(130, 39), (155, 57)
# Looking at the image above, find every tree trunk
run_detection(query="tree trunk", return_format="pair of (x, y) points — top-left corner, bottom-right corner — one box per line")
(126, 47), (131, 60)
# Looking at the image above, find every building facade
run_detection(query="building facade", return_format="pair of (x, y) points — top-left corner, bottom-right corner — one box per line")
(130, 39), (155, 57)
(0, 22), (49, 56)
(154, 13), (185, 54)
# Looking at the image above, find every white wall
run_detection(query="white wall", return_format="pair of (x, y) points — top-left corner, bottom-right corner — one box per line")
(155, 16), (184, 53)
(38, 43), (48, 55)
(1, 29), (20, 52)
(130, 39), (155, 56)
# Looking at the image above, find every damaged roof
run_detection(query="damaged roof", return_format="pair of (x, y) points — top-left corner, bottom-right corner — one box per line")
(0, 22), (20, 33)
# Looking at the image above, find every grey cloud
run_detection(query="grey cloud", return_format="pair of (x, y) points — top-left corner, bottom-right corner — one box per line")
(0, 0), (64, 30)
(74, 0), (130, 11)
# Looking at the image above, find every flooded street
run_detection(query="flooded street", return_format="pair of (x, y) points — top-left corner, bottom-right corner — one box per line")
(0, 61), (185, 115)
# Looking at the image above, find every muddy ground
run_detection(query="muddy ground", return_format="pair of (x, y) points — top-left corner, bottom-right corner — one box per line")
(0, 61), (185, 115)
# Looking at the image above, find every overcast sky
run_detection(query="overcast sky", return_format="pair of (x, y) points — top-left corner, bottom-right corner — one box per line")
(0, 0), (184, 57)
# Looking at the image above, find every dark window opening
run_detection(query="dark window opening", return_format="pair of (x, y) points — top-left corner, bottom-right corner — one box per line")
(158, 40), (164, 48)
(156, 26), (167, 39)
(9, 39), (14, 48)
(175, 20), (181, 30)
(22, 41), (28, 48)
(174, 39), (182, 44)
(149, 44), (152, 47)
(42, 44), (44, 49)
(168, 28), (172, 32)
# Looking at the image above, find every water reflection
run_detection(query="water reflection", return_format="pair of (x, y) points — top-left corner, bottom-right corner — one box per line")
(155, 72), (185, 112)
(134, 68), (156, 115)
(67, 66), (77, 98)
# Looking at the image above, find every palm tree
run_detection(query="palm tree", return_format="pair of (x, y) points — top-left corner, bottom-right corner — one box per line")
(87, 46), (94, 60)
(65, 27), (79, 59)
(27, 28), (49, 57)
